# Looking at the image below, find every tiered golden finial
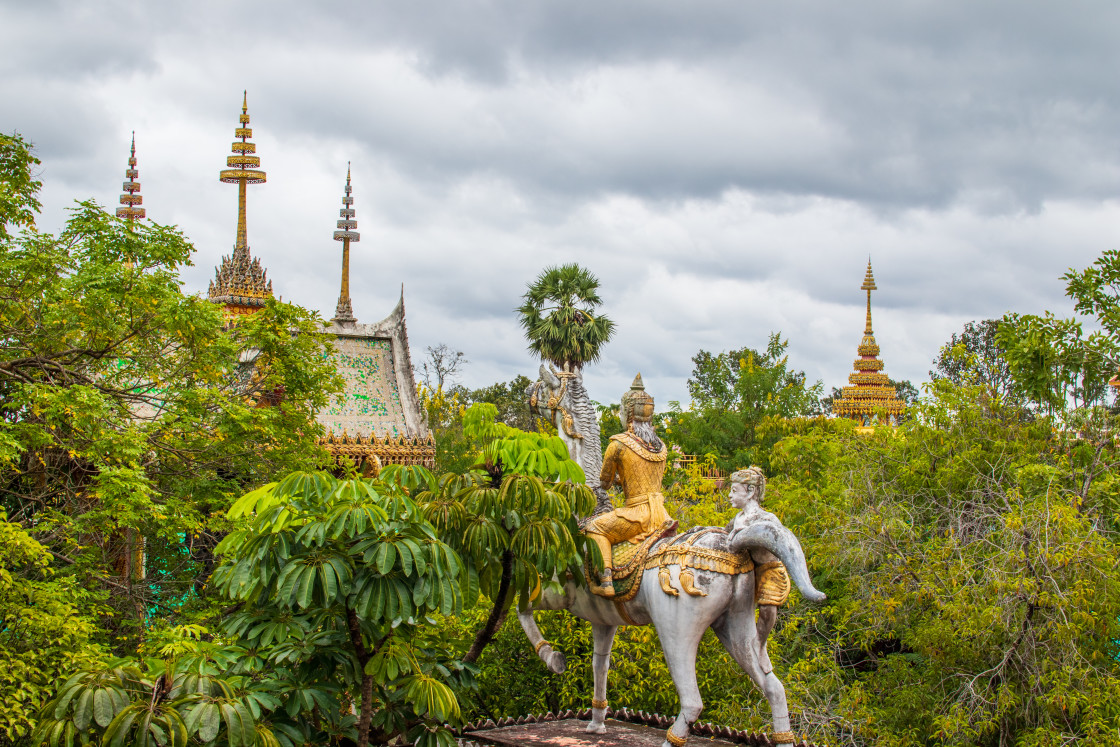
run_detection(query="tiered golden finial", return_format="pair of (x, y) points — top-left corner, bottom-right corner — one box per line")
(208, 92), (273, 315)
(116, 132), (145, 222)
(833, 259), (905, 426)
(331, 163), (360, 324)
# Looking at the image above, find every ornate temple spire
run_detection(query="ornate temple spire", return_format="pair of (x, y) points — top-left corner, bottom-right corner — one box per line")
(208, 92), (273, 315)
(861, 257), (876, 334)
(331, 163), (360, 324)
(833, 259), (905, 427)
(116, 132), (145, 222)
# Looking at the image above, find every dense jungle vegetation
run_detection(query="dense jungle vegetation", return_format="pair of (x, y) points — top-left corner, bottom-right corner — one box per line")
(3, 131), (1119, 747)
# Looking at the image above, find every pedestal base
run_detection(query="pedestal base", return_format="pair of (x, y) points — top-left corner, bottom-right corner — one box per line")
(464, 719), (740, 747)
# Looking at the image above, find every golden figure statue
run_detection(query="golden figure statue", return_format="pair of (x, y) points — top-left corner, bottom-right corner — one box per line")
(584, 374), (676, 597)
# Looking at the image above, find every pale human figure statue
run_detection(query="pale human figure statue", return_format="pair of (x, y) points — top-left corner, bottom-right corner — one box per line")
(727, 466), (791, 669)
(583, 374), (677, 597)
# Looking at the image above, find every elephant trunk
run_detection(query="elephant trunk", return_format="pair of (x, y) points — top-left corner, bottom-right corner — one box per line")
(730, 520), (826, 603)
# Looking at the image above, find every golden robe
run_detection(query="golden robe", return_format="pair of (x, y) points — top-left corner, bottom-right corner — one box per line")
(585, 432), (671, 545)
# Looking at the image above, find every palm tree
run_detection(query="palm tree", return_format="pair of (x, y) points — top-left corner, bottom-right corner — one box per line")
(518, 263), (616, 372)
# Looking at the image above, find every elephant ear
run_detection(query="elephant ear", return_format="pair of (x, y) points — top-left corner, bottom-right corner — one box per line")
(540, 363), (561, 388)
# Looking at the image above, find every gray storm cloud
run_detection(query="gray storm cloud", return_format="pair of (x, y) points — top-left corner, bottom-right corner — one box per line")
(3, 0), (1119, 405)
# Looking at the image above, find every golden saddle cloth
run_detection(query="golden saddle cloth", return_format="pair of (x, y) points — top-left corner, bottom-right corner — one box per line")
(584, 520), (677, 600)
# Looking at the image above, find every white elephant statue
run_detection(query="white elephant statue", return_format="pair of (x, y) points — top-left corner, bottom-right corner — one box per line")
(517, 478), (825, 747)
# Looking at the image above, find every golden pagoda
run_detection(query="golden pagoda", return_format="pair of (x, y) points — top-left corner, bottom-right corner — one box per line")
(833, 259), (905, 426)
(116, 132), (145, 222)
(332, 164), (359, 324)
(208, 92), (273, 316)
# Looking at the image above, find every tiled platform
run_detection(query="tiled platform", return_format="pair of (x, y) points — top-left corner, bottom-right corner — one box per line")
(464, 719), (740, 747)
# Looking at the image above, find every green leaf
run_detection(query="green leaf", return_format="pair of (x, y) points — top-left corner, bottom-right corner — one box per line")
(72, 689), (94, 732)
(376, 541), (398, 575)
(199, 703), (220, 743)
(93, 688), (115, 728)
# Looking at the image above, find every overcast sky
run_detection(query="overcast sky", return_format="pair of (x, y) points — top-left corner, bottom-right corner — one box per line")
(5, 0), (1120, 406)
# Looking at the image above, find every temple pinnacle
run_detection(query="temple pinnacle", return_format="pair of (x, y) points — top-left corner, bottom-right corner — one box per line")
(832, 259), (903, 427)
(116, 132), (145, 222)
(208, 93), (273, 315)
(219, 91), (267, 250)
(861, 258), (877, 334)
(332, 162), (360, 324)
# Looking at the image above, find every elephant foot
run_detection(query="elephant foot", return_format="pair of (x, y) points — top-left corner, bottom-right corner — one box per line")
(547, 650), (567, 674)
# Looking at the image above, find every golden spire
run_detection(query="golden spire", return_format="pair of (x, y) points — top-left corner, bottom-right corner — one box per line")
(116, 132), (145, 222)
(219, 90), (267, 249)
(332, 163), (360, 324)
(833, 259), (904, 427)
(861, 257), (877, 334)
(209, 92), (273, 315)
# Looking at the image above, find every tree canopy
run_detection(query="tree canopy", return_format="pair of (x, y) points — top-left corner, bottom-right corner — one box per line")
(517, 264), (615, 372)
(667, 333), (822, 472)
(0, 132), (341, 739)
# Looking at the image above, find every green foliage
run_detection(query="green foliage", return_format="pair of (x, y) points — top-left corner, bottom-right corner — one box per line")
(595, 402), (623, 454)
(0, 137), (341, 649)
(212, 470), (467, 747)
(1065, 248), (1120, 351)
(667, 334), (823, 472)
(929, 319), (1024, 406)
(416, 403), (595, 663)
(34, 652), (274, 747)
(0, 512), (105, 742)
(762, 380), (1120, 745)
(0, 133), (42, 240)
(998, 312), (1113, 414)
(422, 376), (547, 475)
(420, 386), (478, 475)
(457, 375), (537, 433)
(998, 252), (1120, 414)
(517, 264), (615, 372)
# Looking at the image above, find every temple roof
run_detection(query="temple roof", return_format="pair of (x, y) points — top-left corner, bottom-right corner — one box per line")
(832, 259), (905, 425)
(318, 288), (429, 442)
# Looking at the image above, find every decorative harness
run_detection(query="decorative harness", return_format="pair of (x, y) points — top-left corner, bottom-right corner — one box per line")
(587, 526), (755, 607)
(530, 373), (583, 440)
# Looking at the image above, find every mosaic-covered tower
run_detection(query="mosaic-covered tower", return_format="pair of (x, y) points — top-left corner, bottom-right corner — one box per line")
(317, 166), (433, 472)
(833, 260), (905, 426)
(208, 92), (273, 316)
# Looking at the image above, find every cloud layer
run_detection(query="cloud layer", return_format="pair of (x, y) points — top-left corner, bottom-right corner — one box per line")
(5, 0), (1120, 405)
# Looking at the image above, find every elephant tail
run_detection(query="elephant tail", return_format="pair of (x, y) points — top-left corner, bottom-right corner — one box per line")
(730, 520), (826, 603)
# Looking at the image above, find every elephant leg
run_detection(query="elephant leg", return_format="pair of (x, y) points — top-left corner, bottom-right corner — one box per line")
(711, 613), (793, 747)
(517, 610), (566, 674)
(654, 617), (706, 747)
(756, 604), (777, 673)
(586, 623), (618, 734)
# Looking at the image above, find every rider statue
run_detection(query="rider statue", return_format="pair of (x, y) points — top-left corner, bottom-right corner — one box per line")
(727, 466), (790, 668)
(584, 374), (676, 598)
